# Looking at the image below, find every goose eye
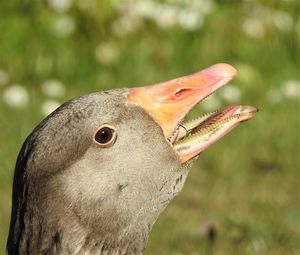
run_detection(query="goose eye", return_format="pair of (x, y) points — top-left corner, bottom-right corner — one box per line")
(94, 125), (117, 147)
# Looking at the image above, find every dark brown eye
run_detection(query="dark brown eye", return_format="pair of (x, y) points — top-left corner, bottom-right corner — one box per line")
(94, 125), (117, 147)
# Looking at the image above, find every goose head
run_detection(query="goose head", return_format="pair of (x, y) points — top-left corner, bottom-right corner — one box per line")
(7, 64), (257, 254)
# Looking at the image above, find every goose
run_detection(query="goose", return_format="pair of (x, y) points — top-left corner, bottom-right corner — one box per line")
(7, 63), (257, 255)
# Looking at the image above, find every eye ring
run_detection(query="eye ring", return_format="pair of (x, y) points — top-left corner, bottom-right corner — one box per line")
(94, 124), (117, 148)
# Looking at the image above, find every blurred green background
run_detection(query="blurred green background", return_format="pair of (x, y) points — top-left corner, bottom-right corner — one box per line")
(0, 0), (299, 254)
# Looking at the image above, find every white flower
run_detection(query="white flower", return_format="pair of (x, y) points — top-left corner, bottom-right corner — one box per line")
(48, 0), (73, 13)
(0, 69), (9, 86)
(178, 10), (203, 30)
(95, 42), (120, 65)
(112, 15), (142, 37)
(154, 5), (179, 29)
(272, 10), (293, 32)
(3, 85), (29, 109)
(281, 80), (300, 99)
(242, 18), (265, 38)
(53, 15), (75, 37)
(201, 94), (221, 112)
(131, 0), (159, 19)
(41, 79), (66, 98)
(252, 236), (267, 253)
(220, 84), (241, 102)
(189, 0), (215, 15)
(41, 100), (61, 116)
(266, 89), (282, 104)
(111, 0), (211, 32)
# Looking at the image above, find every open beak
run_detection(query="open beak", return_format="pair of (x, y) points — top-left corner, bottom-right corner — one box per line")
(128, 63), (258, 163)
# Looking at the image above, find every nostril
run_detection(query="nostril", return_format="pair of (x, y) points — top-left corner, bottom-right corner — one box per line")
(174, 88), (192, 98)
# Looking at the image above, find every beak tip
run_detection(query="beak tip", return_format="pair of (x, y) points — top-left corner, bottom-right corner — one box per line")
(207, 63), (237, 78)
(244, 105), (259, 114)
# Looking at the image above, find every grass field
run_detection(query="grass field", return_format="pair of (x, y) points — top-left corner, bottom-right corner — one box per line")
(0, 0), (299, 254)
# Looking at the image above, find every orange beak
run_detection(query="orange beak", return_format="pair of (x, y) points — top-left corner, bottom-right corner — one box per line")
(128, 63), (237, 138)
(128, 63), (258, 163)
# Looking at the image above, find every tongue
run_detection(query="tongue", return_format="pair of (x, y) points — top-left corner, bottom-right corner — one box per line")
(191, 104), (241, 134)
(174, 105), (258, 163)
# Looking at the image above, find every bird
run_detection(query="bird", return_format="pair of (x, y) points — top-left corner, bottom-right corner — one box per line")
(6, 63), (257, 255)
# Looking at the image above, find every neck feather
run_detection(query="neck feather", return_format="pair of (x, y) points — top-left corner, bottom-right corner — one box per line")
(7, 196), (149, 255)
